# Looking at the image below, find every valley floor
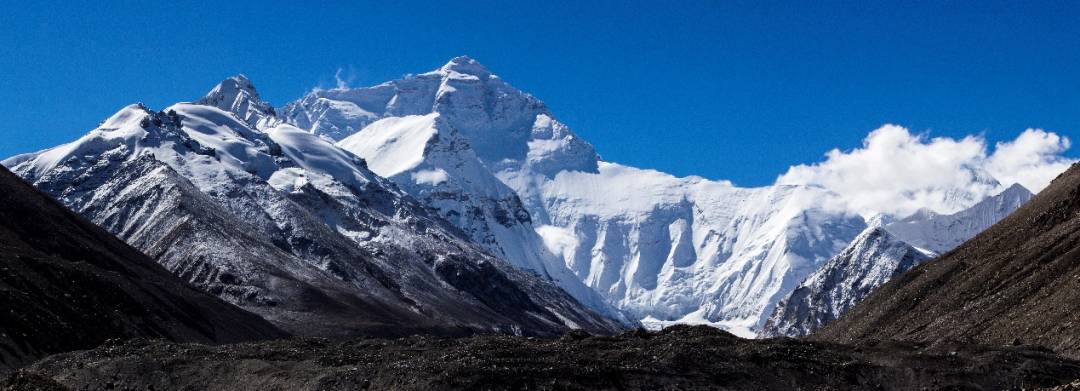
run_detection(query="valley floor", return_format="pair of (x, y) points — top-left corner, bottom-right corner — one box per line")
(5, 326), (1080, 390)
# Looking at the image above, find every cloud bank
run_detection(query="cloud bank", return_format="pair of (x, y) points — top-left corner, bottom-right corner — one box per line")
(777, 125), (1075, 217)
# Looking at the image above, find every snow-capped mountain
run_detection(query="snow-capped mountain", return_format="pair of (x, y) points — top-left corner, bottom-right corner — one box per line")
(284, 57), (872, 336)
(282, 57), (620, 320)
(3, 77), (623, 338)
(761, 184), (1032, 337)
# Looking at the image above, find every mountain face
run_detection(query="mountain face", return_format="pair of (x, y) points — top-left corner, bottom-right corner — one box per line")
(761, 184), (1032, 338)
(3, 80), (622, 338)
(0, 164), (285, 371)
(318, 59), (621, 321)
(814, 163), (1080, 359)
(284, 57), (873, 336)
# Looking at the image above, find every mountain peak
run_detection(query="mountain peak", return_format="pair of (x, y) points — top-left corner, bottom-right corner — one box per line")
(884, 183), (1033, 255)
(1001, 182), (1033, 198)
(201, 75), (261, 104)
(968, 183), (1033, 211)
(197, 75), (275, 127)
(865, 213), (895, 228)
(438, 55), (492, 78)
(898, 207), (939, 223)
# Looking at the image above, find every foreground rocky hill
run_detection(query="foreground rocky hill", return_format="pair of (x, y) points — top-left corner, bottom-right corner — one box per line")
(816, 163), (1080, 359)
(0, 165), (285, 371)
(6, 325), (1080, 390)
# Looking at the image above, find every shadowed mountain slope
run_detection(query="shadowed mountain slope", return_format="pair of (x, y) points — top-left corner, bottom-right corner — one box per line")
(0, 165), (285, 371)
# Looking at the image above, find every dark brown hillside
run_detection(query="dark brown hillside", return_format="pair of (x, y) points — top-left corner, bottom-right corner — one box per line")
(0, 165), (285, 371)
(815, 163), (1080, 358)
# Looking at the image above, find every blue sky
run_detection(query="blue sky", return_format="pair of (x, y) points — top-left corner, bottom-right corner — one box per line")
(1, 1), (1076, 186)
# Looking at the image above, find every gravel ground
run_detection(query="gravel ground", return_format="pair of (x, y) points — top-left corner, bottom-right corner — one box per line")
(7, 325), (1080, 390)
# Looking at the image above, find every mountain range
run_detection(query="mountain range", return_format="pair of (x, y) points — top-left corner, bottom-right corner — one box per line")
(2, 56), (1045, 340)
(4, 152), (1077, 388)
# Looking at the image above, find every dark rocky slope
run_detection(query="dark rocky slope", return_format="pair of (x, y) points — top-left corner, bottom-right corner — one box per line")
(815, 163), (1080, 359)
(9, 325), (1080, 390)
(0, 166), (285, 371)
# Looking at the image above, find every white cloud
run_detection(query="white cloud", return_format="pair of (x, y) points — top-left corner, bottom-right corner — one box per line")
(777, 125), (1075, 218)
(334, 68), (349, 90)
(986, 129), (1074, 193)
(411, 168), (449, 186)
